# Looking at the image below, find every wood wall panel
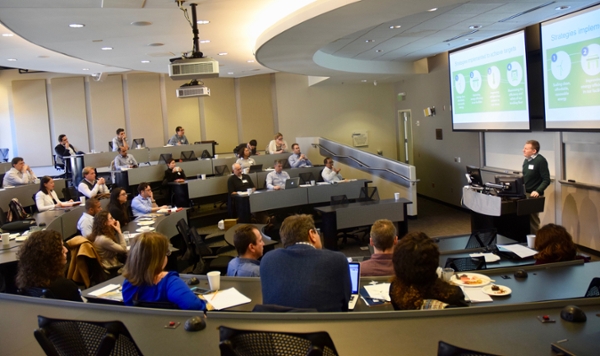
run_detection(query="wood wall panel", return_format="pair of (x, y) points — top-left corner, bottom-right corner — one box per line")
(164, 77), (201, 144)
(126, 73), (164, 148)
(88, 75), (125, 152)
(50, 77), (89, 152)
(239, 74), (274, 151)
(202, 77), (238, 153)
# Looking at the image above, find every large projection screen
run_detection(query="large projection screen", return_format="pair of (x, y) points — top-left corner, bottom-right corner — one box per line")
(542, 5), (600, 130)
(450, 31), (530, 131)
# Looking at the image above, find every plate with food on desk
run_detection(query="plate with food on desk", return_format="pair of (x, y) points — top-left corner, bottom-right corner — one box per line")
(482, 284), (512, 296)
(137, 220), (155, 226)
(449, 273), (492, 287)
(136, 226), (156, 233)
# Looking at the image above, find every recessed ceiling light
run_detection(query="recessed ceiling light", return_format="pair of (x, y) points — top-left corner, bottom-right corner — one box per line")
(147, 43), (163, 47)
(228, 72), (234, 75)
(7, 58), (17, 61)
(469, 25), (482, 30)
(218, 52), (227, 56)
(101, 47), (113, 51)
(247, 60), (255, 63)
(141, 60), (150, 63)
(389, 25), (401, 29)
(200, 40), (210, 44)
(555, 5), (570, 10)
(428, 8), (438, 12)
(375, 49), (382, 53)
(69, 23), (85, 28)
(197, 20), (210, 25)
(365, 39), (374, 43)
(2, 33), (14, 37)
(131, 21), (152, 26)
(361, 79), (367, 82)
(82, 68), (90, 71)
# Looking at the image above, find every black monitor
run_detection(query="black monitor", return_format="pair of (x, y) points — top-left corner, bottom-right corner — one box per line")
(248, 164), (263, 173)
(132, 138), (145, 149)
(466, 165), (483, 186)
(495, 175), (526, 198)
(158, 153), (172, 165)
(180, 151), (197, 161)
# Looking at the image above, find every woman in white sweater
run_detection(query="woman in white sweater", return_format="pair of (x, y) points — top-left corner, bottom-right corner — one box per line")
(35, 176), (71, 212)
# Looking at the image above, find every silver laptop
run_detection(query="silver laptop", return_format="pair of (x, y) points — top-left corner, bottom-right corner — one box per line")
(284, 177), (300, 189)
(348, 262), (361, 310)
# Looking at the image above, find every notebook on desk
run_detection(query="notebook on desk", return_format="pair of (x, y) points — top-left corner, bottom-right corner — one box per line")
(348, 262), (361, 310)
(284, 177), (300, 189)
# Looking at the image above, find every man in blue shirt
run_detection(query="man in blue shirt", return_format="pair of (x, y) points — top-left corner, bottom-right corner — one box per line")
(131, 182), (167, 216)
(167, 126), (189, 145)
(288, 143), (312, 168)
(227, 225), (264, 277)
(266, 160), (290, 190)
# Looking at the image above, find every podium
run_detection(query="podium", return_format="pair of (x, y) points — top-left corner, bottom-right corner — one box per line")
(462, 187), (545, 242)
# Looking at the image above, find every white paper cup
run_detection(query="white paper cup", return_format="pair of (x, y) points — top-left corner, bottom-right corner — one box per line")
(442, 267), (454, 282)
(310, 180), (316, 186)
(201, 174), (206, 180)
(213, 154), (219, 159)
(137, 144), (141, 149)
(526, 234), (536, 249)
(80, 196), (86, 204)
(247, 188), (253, 195)
(34, 178), (40, 184)
(207, 271), (221, 290)
(1, 233), (10, 247)
(394, 192), (400, 200)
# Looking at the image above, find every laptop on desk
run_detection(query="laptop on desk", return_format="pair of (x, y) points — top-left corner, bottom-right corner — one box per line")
(248, 164), (263, 173)
(348, 262), (361, 310)
(284, 177), (300, 189)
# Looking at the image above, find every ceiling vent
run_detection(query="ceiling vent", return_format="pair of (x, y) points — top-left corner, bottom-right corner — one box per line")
(169, 57), (219, 80)
(176, 85), (210, 98)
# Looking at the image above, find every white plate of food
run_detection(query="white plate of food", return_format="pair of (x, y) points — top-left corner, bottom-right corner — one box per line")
(137, 220), (155, 226)
(136, 226), (156, 233)
(482, 284), (512, 296)
(137, 217), (154, 222)
(449, 273), (492, 287)
(15, 235), (28, 242)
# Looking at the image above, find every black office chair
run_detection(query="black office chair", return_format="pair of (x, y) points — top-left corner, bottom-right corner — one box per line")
(219, 326), (339, 356)
(158, 153), (172, 165)
(108, 141), (113, 151)
(317, 169), (324, 182)
(330, 195), (349, 206)
(357, 187), (379, 202)
(132, 138), (145, 148)
(465, 228), (497, 249)
(34, 315), (143, 356)
(0, 148), (9, 162)
(0, 173), (4, 188)
(298, 172), (315, 185)
(180, 150), (197, 161)
(175, 219), (232, 274)
(63, 186), (80, 201)
(444, 256), (486, 272)
(585, 277), (600, 297)
(215, 165), (230, 176)
(437, 340), (498, 356)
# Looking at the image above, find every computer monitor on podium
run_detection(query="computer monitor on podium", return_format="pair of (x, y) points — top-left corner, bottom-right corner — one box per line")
(495, 176), (526, 199)
(466, 166), (483, 186)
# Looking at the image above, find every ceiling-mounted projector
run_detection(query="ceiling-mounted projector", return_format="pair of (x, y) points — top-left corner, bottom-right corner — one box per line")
(169, 57), (219, 80)
(176, 85), (210, 98)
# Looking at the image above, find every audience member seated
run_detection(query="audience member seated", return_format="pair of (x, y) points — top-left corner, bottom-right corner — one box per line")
(108, 188), (131, 227)
(122, 232), (206, 310)
(114, 147), (139, 170)
(266, 160), (290, 190)
(131, 182), (167, 217)
(321, 157), (343, 182)
(3, 157), (37, 187)
(163, 158), (186, 184)
(88, 211), (127, 270)
(534, 224), (582, 265)
(78, 166), (110, 199)
(361, 219), (397, 276)
(77, 198), (102, 238)
(260, 214), (351, 311)
(235, 147), (256, 173)
(112, 128), (129, 152)
(288, 143), (313, 168)
(234, 140), (258, 157)
(389, 232), (467, 310)
(35, 176), (72, 212)
(54, 134), (84, 168)
(227, 163), (255, 196)
(167, 126), (189, 146)
(16, 230), (82, 302)
(227, 225), (264, 277)
(267, 132), (288, 154)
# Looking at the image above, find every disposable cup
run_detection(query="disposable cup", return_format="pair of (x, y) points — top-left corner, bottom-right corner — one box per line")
(207, 271), (221, 291)
(247, 188), (253, 195)
(442, 267), (454, 282)
(1, 233), (9, 248)
(394, 192), (400, 200)
(201, 174), (206, 180)
(80, 196), (86, 204)
(527, 234), (536, 249)
(310, 180), (316, 186)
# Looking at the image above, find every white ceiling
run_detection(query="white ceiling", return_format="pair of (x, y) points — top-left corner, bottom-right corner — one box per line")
(0, 0), (598, 84)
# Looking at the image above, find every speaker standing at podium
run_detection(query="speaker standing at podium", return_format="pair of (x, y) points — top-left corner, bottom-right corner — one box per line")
(522, 140), (550, 233)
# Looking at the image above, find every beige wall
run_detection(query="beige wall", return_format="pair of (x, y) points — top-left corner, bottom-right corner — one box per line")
(88, 74), (126, 152)
(50, 77), (89, 152)
(164, 77), (202, 144)
(239, 75), (274, 150)
(202, 77), (239, 152)
(126, 73), (165, 148)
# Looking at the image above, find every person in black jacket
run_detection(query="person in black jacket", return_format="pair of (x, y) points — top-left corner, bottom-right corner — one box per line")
(54, 134), (84, 169)
(108, 187), (131, 227)
(163, 158), (186, 184)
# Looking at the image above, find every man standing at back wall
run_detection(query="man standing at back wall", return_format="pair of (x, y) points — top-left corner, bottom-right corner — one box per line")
(522, 139), (550, 233)
(168, 126), (189, 145)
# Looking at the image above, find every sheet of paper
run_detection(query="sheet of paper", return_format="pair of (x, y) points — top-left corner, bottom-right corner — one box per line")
(363, 283), (391, 302)
(204, 287), (251, 310)
(469, 252), (501, 262)
(497, 244), (537, 258)
(461, 287), (493, 303)
(88, 284), (121, 297)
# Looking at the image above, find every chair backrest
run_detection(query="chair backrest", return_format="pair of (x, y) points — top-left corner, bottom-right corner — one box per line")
(585, 277), (600, 297)
(358, 187), (379, 202)
(215, 165), (230, 176)
(465, 228), (497, 249)
(298, 172), (315, 185)
(0, 173), (4, 188)
(18, 287), (55, 299)
(219, 326), (339, 356)
(437, 340), (498, 356)
(444, 256), (486, 272)
(0, 207), (6, 226)
(108, 141), (113, 151)
(158, 153), (172, 165)
(317, 169), (324, 182)
(330, 195), (348, 206)
(132, 138), (145, 148)
(63, 186), (80, 201)
(180, 150), (196, 161)
(34, 315), (143, 356)
(0, 148), (9, 161)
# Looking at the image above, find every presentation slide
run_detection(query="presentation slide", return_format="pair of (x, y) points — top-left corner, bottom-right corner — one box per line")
(450, 31), (529, 131)
(542, 5), (600, 130)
